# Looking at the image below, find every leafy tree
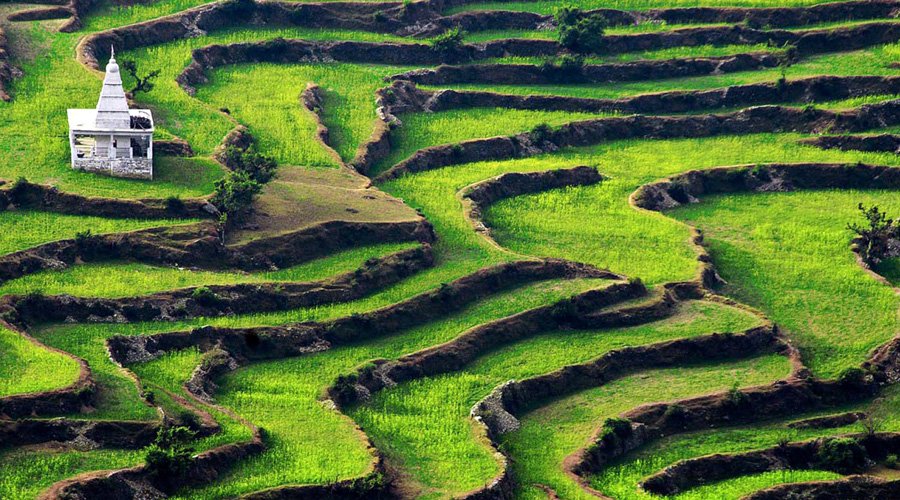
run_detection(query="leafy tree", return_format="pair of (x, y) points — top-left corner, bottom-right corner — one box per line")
(145, 425), (196, 478)
(848, 203), (899, 265)
(556, 6), (607, 53)
(211, 171), (262, 218)
(816, 437), (868, 473)
(220, 146), (278, 183)
(120, 59), (160, 95)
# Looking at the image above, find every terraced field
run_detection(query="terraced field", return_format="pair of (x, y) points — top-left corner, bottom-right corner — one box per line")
(0, 0), (898, 498)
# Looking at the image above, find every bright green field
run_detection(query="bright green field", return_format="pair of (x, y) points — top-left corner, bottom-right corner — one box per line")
(349, 299), (772, 497)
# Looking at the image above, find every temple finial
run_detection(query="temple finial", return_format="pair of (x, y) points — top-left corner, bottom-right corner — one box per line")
(110, 45), (115, 61)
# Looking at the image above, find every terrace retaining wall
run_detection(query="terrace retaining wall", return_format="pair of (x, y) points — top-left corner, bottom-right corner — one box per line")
(0, 180), (214, 219)
(746, 474), (900, 499)
(7, 244), (432, 325)
(0, 218), (434, 285)
(800, 134), (900, 154)
(376, 100), (900, 181)
(412, 0), (900, 37)
(641, 433), (900, 496)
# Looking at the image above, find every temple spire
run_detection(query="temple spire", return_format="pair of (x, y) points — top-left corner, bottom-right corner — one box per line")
(95, 45), (131, 129)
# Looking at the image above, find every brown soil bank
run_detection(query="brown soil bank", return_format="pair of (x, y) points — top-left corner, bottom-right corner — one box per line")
(331, 280), (645, 406)
(0, 179), (214, 219)
(42, 427), (266, 500)
(77, 0), (417, 69)
(412, 0), (899, 37)
(385, 76), (900, 116)
(5, 245), (431, 325)
(800, 134), (900, 154)
(395, 52), (780, 86)
(355, 76), (898, 175)
(641, 433), (900, 496)
(0, 344), (92, 419)
(392, 21), (900, 85)
(105, 258), (615, 370)
(746, 474), (900, 499)
(0, 218), (433, 284)
(569, 330), (900, 481)
(376, 100), (900, 181)
(0, 418), (158, 449)
(631, 163), (900, 212)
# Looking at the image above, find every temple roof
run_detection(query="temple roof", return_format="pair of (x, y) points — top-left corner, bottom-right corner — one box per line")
(68, 47), (154, 133)
(68, 109), (154, 133)
(95, 47), (132, 130)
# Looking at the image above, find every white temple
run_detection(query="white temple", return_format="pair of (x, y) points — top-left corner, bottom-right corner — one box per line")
(67, 47), (154, 179)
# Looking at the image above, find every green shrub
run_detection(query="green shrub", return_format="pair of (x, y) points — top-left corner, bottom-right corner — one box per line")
(886, 454), (899, 469)
(331, 373), (360, 406)
(430, 27), (466, 58)
(663, 403), (688, 424)
(556, 6), (607, 53)
(191, 286), (222, 307)
(166, 195), (185, 213)
(177, 410), (201, 430)
(604, 417), (633, 438)
(848, 203), (899, 266)
(530, 123), (555, 144)
(725, 384), (749, 408)
(220, 146), (277, 184)
(74, 230), (99, 254)
(144, 425), (196, 479)
(8, 176), (29, 199)
(538, 54), (585, 79)
(120, 59), (160, 95)
(211, 171), (262, 218)
(816, 437), (868, 473)
(837, 366), (868, 387)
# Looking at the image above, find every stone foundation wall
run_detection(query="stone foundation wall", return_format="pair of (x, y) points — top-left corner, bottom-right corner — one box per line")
(73, 157), (152, 180)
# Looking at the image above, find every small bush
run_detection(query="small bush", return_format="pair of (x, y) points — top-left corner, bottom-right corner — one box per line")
(816, 437), (868, 474)
(530, 123), (554, 144)
(74, 230), (99, 254)
(837, 366), (868, 388)
(430, 27), (466, 57)
(848, 203), (899, 266)
(886, 454), (899, 469)
(177, 410), (201, 430)
(221, 146), (277, 184)
(8, 176), (29, 199)
(211, 171), (263, 218)
(663, 403), (688, 424)
(556, 6), (607, 53)
(120, 59), (160, 95)
(725, 384), (749, 408)
(604, 417), (633, 437)
(144, 425), (196, 479)
(191, 286), (222, 307)
(166, 195), (185, 213)
(549, 53), (586, 75)
(331, 373), (360, 406)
